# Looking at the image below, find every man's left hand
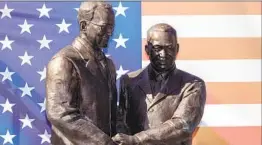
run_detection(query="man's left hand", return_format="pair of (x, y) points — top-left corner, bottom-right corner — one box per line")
(112, 133), (140, 145)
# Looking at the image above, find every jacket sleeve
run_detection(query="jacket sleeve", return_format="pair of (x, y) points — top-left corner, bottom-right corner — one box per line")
(117, 75), (131, 134)
(110, 76), (117, 136)
(46, 56), (115, 145)
(118, 75), (144, 135)
(107, 59), (118, 137)
(134, 80), (206, 144)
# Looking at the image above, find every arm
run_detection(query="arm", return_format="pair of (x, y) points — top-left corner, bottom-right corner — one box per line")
(108, 59), (118, 136)
(46, 56), (115, 145)
(111, 79), (117, 136)
(116, 75), (131, 134)
(134, 81), (206, 144)
(118, 74), (145, 135)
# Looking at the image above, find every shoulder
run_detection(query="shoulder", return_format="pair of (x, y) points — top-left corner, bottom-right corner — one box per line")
(51, 45), (79, 61)
(47, 51), (75, 78)
(119, 67), (145, 86)
(177, 69), (206, 95)
(178, 69), (204, 83)
(106, 57), (116, 70)
(127, 68), (144, 79)
(47, 57), (73, 75)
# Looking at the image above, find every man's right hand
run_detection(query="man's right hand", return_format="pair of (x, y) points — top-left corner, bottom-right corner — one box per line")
(112, 133), (140, 145)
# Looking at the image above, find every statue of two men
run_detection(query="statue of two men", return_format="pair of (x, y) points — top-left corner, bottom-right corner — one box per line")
(45, 1), (206, 145)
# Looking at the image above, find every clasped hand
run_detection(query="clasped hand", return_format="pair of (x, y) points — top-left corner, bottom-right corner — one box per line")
(112, 133), (140, 145)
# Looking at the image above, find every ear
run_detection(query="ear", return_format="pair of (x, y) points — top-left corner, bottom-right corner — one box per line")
(80, 21), (88, 32)
(145, 44), (149, 56)
(176, 43), (180, 54)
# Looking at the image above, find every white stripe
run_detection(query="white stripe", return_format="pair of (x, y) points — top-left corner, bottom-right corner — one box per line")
(142, 59), (261, 82)
(199, 104), (261, 127)
(142, 15), (261, 38)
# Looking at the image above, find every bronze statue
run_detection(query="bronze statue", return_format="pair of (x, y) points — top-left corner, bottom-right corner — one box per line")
(113, 23), (206, 145)
(45, 1), (117, 145)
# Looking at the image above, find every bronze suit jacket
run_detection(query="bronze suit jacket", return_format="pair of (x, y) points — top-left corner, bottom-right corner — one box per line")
(46, 38), (117, 145)
(119, 65), (206, 145)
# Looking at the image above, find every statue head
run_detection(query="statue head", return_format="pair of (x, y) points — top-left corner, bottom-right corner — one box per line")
(77, 1), (115, 49)
(145, 23), (179, 73)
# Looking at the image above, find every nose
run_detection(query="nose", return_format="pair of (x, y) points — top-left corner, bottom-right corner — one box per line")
(159, 49), (166, 57)
(107, 29), (112, 36)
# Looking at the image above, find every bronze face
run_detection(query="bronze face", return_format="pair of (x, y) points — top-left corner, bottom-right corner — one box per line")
(145, 23), (179, 72)
(78, 2), (115, 49)
(91, 5), (114, 48)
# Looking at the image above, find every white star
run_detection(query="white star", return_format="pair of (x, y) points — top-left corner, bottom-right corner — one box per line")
(0, 35), (14, 50)
(113, 33), (129, 48)
(18, 19), (34, 34)
(74, 8), (79, 11)
(0, 130), (16, 145)
(37, 35), (53, 49)
(0, 99), (15, 113)
(56, 19), (72, 33)
(37, 67), (46, 82)
(0, 67), (15, 82)
(38, 99), (46, 113)
(38, 130), (51, 144)
(18, 51), (34, 66)
(116, 65), (129, 79)
(19, 114), (35, 129)
(36, 3), (52, 18)
(19, 83), (35, 97)
(0, 4), (14, 19)
(113, 2), (129, 17)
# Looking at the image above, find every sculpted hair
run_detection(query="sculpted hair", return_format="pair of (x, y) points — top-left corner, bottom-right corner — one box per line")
(147, 23), (177, 43)
(77, 1), (113, 25)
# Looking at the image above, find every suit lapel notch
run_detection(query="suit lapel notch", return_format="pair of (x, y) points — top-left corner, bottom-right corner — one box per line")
(84, 59), (101, 77)
(71, 39), (103, 79)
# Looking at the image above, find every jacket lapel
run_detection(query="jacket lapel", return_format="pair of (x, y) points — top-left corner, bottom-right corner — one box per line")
(137, 66), (152, 96)
(71, 37), (102, 78)
(136, 66), (153, 110)
(85, 59), (101, 78)
(136, 65), (182, 111)
(147, 68), (181, 111)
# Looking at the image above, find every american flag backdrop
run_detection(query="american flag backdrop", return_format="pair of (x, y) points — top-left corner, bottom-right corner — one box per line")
(0, 1), (261, 145)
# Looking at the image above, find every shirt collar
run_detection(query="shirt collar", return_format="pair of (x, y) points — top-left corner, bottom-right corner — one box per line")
(148, 64), (176, 82)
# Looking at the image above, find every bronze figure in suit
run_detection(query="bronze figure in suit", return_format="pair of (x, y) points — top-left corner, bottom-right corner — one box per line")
(113, 23), (206, 145)
(45, 2), (117, 145)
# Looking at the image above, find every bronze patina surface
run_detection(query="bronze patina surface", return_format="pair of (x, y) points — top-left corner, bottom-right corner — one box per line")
(114, 23), (206, 145)
(46, 2), (117, 145)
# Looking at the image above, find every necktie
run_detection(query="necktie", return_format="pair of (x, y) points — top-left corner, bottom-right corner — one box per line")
(151, 79), (163, 97)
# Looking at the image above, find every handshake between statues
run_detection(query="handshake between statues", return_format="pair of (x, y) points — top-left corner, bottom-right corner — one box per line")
(45, 1), (206, 145)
